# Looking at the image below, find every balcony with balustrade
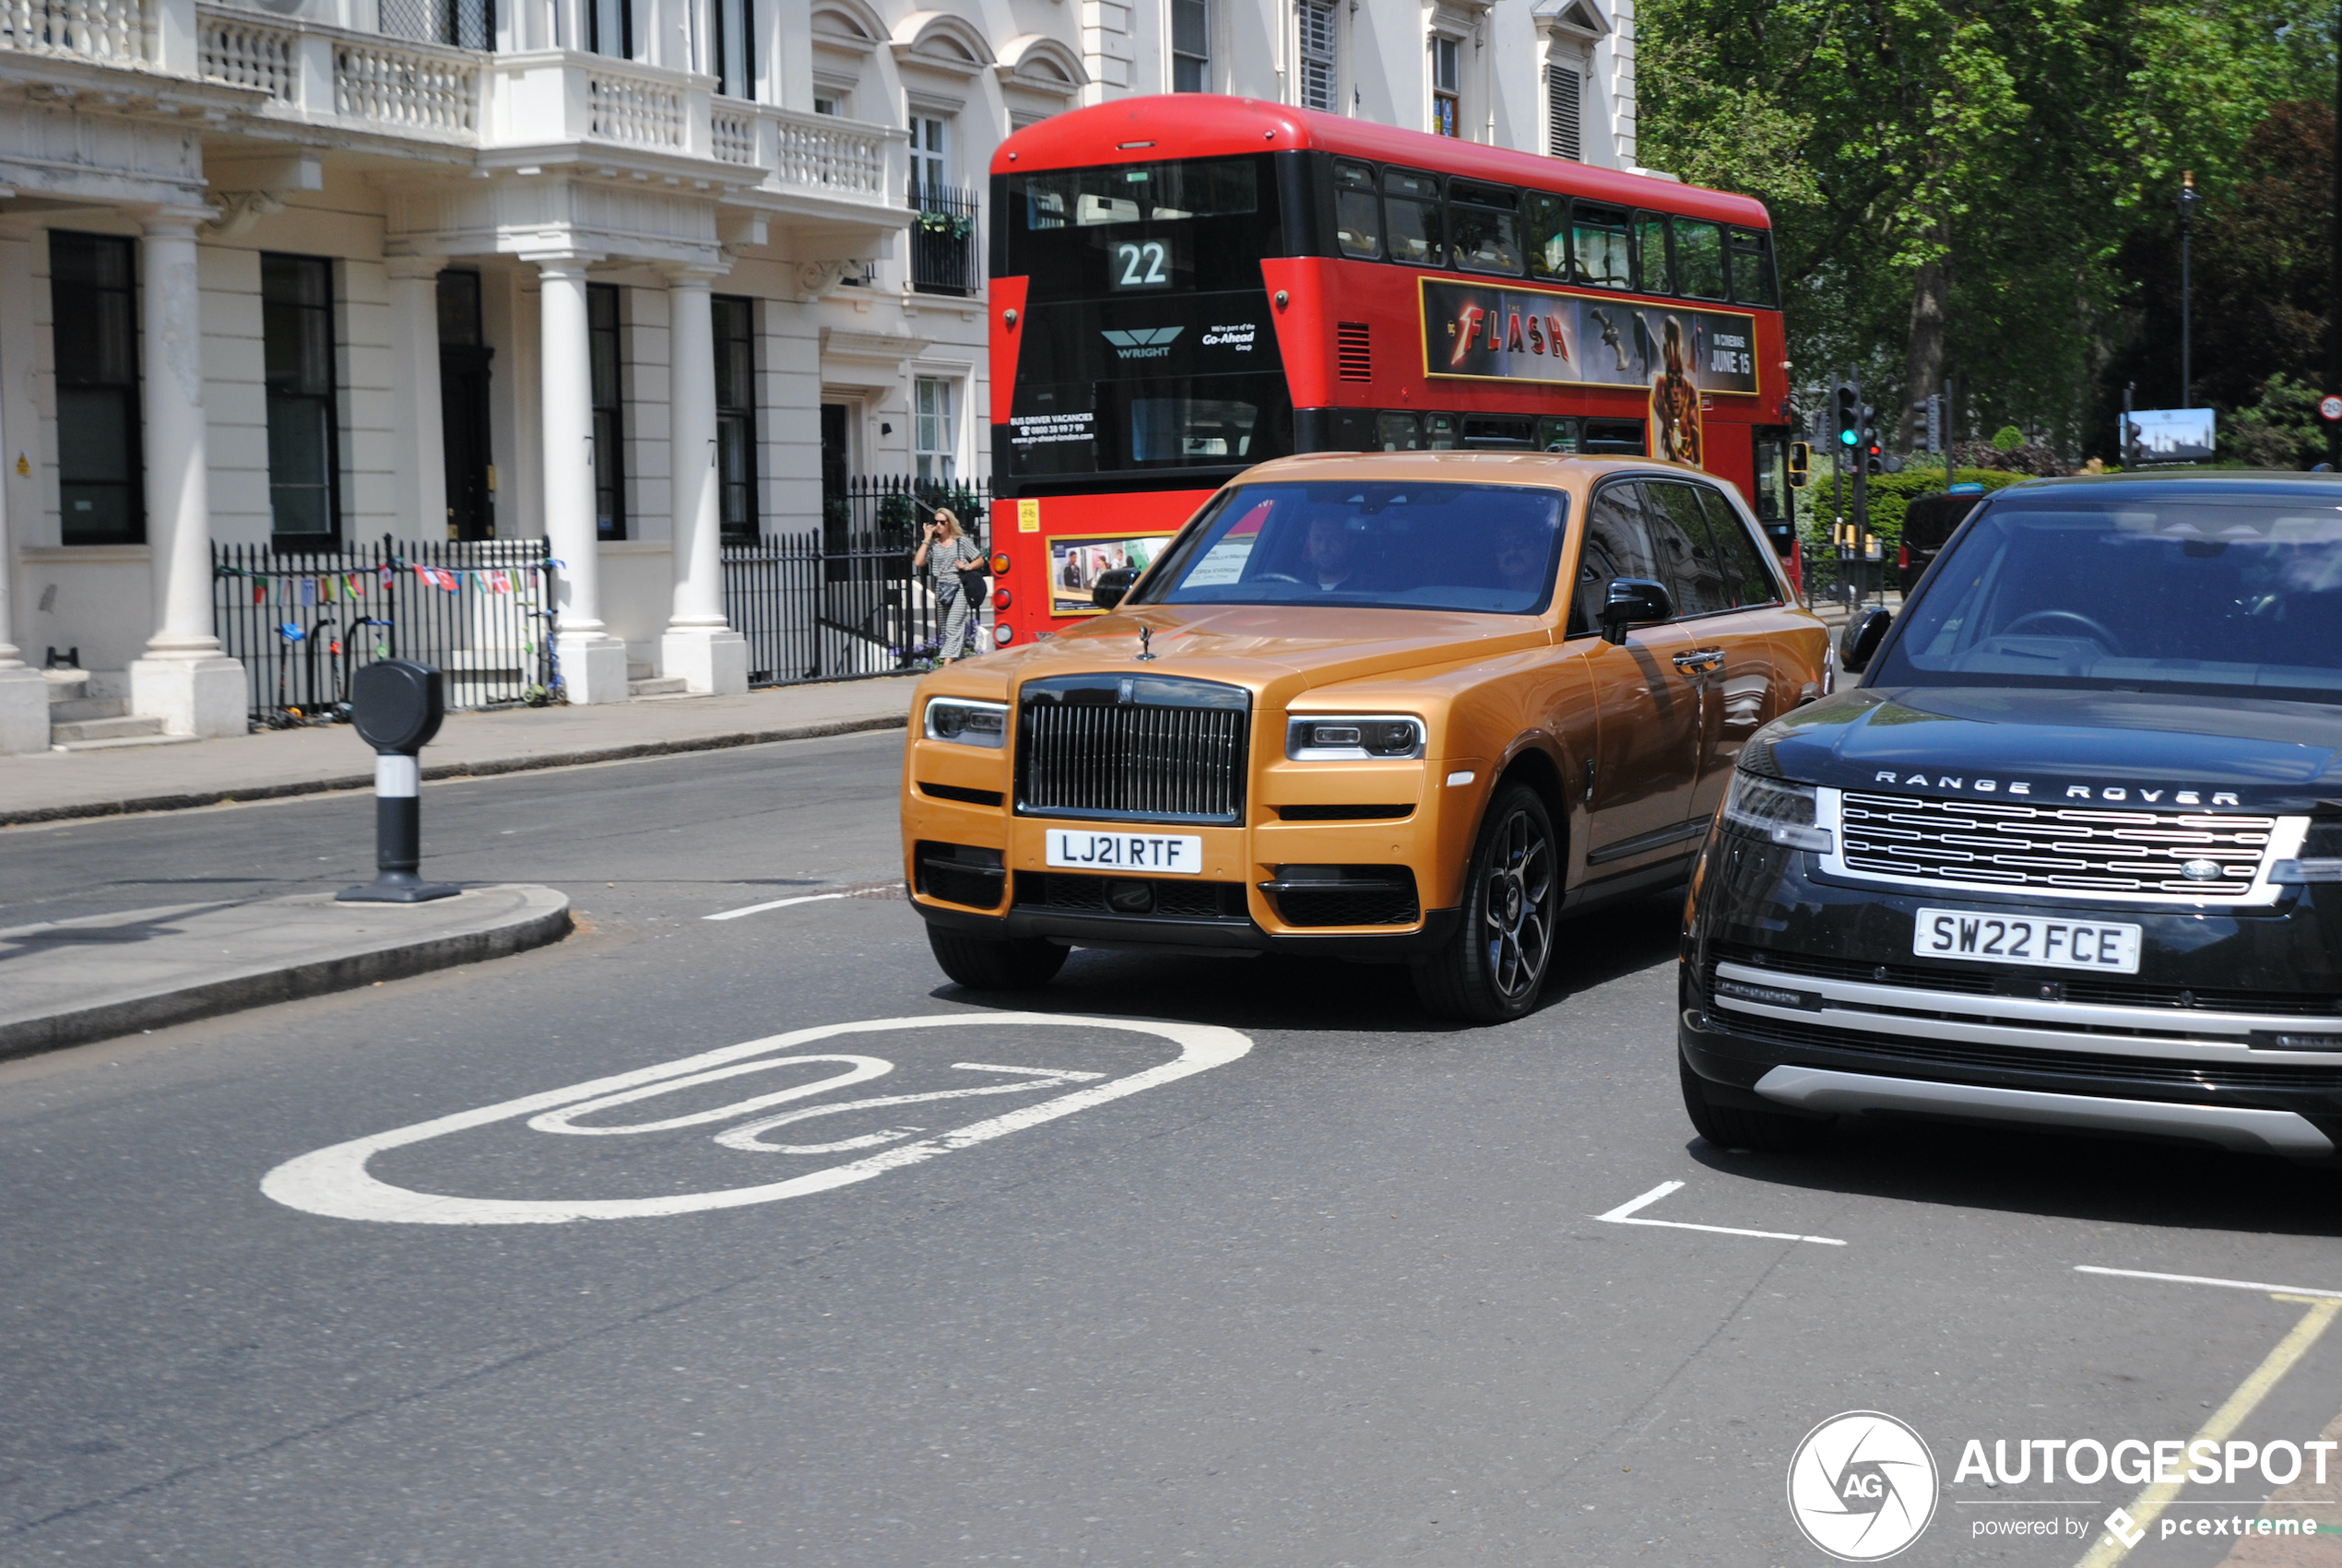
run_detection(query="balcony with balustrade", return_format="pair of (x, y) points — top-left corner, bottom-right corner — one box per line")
(0, 0), (905, 237)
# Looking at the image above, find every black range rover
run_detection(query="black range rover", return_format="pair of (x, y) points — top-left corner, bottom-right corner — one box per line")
(1680, 473), (2342, 1159)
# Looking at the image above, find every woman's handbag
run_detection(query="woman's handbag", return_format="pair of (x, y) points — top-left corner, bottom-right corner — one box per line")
(953, 541), (990, 604)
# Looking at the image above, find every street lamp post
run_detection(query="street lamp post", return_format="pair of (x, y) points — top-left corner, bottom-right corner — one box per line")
(2179, 171), (2200, 408)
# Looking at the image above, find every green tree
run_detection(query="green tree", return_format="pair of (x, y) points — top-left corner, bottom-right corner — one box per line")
(1637, 0), (2331, 455)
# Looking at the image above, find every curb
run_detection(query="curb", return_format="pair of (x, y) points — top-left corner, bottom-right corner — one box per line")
(0, 711), (910, 829)
(0, 888), (574, 1062)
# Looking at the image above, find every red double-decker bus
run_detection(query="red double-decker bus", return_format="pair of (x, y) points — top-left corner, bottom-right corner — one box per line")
(982, 94), (1798, 645)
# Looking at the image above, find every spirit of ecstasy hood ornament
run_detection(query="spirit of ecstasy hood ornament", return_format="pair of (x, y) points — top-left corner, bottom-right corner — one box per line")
(1136, 625), (1156, 662)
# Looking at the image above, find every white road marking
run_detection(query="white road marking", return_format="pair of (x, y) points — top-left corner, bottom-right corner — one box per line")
(2075, 1266), (2342, 1300)
(260, 1012), (1251, 1225)
(704, 892), (849, 921)
(1594, 1179), (1847, 1246)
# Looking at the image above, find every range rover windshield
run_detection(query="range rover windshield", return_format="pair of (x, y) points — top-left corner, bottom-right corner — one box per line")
(1131, 481), (1568, 615)
(1874, 494), (2342, 701)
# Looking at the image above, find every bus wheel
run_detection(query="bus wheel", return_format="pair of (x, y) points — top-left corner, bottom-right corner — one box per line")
(1412, 783), (1557, 1024)
(926, 925), (1069, 991)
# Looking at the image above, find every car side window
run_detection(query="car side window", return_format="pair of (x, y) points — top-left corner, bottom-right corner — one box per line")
(1645, 480), (1729, 618)
(1694, 485), (1781, 607)
(1568, 480), (1661, 637)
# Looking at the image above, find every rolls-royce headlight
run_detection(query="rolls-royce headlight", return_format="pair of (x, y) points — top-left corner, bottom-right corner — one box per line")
(1722, 770), (1834, 853)
(1286, 715), (1425, 760)
(925, 696), (1008, 749)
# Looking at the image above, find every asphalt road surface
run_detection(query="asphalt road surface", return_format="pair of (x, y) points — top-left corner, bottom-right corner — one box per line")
(5, 730), (2340, 1567)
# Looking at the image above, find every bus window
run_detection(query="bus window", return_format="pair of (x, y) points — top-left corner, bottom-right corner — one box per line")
(1449, 180), (1522, 275)
(1730, 228), (1778, 306)
(1674, 218), (1727, 299)
(1377, 411), (1423, 451)
(1385, 169), (1444, 266)
(1425, 412), (1461, 449)
(1570, 201), (1632, 289)
(1463, 415), (1533, 449)
(1634, 211), (1671, 295)
(1582, 419), (1646, 455)
(1334, 160), (1381, 259)
(1527, 192), (1567, 279)
(1537, 417), (1579, 454)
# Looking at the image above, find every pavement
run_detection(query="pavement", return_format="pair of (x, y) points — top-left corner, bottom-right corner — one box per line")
(0, 673), (917, 1057)
(0, 672), (922, 827)
(0, 883), (572, 1061)
(6, 727), (2339, 1567)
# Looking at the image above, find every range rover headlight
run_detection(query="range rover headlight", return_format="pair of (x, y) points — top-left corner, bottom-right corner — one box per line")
(1286, 715), (1425, 760)
(1722, 770), (1834, 853)
(924, 696), (1008, 749)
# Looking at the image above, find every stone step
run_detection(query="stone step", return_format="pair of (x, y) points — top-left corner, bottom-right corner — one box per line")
(50, 713), (167, 744)
(51, 732), (200, 754)
(626, 677), (691, 699)
(49, 696), (127, 723)
(43, 669), (89, 704)
(626, 662), (656, 680)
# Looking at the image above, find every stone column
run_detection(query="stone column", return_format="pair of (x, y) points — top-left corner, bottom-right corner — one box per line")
(128, 212), (244, 738)
(0, 355), (44, 753)
(531, 253), (627, 703)
(659, 264), (747, 695)
(385, 255), (448, 538)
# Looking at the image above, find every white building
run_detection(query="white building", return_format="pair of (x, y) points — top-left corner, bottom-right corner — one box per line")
(0, 0), (1640, 749)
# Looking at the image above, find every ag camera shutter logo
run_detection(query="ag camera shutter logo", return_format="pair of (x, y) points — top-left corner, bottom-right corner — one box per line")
(1787, 1411), (1939, 1561)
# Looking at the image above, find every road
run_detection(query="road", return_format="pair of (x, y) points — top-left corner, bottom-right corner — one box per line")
(4, 729), (2339, 1566)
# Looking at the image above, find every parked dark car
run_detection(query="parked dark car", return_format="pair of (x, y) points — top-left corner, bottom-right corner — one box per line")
(1896, 489), (1982, 595)
(1679, 472), (2342, 1161)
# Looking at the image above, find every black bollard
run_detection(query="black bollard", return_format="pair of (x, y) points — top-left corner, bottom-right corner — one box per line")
(337, 660), (459, 903)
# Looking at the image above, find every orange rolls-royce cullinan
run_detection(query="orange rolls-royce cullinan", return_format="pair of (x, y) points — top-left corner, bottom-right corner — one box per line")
(901, 452), (1832, 1020)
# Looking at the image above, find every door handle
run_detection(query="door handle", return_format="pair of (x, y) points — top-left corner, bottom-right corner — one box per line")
(1672, 649), (1724, 675)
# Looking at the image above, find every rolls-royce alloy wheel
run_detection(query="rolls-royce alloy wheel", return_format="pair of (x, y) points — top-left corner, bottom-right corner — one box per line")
(1415, 783), (1557, 1023)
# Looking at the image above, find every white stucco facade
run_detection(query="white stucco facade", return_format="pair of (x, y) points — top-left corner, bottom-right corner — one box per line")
(0, 0), (1640, 744)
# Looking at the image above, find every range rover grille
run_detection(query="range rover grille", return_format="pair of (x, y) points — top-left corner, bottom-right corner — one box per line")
(1017, 676), (1248, 824)
(1834, 791), (2277, 900)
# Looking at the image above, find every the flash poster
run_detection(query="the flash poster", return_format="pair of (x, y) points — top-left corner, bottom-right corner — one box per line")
(1419, 278), (1760, 408)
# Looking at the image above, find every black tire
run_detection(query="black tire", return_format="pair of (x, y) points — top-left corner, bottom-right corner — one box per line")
(925, 925), (1069, 991)
(1678, 1054), (1832, 1152)
(1413, 783), (1560, 1023)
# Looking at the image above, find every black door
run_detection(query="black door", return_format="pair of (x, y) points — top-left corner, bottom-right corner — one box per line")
(437, 271), (494, 541)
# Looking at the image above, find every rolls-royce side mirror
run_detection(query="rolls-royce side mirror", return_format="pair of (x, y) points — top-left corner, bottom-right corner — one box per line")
(1091, 568), (1138, 610)
(1600, 578), (1674, 645)
(1841, 607), (1893, 674)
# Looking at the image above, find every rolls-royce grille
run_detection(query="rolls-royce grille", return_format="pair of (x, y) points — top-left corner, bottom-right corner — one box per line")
(1834, 790), (2277, 900)
(1017, 676), (1248, 824)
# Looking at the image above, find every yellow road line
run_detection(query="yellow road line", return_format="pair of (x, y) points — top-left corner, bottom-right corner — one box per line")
(2073, 1294), (2342, 1568)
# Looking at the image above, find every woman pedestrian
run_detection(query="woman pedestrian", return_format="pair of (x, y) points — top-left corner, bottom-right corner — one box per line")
(912, 506), (983, 662)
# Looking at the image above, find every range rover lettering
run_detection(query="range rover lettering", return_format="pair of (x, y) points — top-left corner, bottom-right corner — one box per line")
(903, 452), (1830, 1021)
(1680, 473), (2342, 1160)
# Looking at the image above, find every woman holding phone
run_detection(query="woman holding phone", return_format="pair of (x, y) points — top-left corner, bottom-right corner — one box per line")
(911, 507), (984, 662)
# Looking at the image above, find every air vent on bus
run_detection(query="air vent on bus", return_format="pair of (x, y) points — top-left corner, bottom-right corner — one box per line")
(1337, 322), (1371, 382)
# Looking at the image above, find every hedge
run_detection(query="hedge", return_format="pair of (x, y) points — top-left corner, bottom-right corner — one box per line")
(1795, 467), (2027, 546)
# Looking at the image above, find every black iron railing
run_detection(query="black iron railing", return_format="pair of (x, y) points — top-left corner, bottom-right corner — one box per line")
(214, 536), (553, 722)
(727, 475), (989, 685)
(908, 185), (982, 298)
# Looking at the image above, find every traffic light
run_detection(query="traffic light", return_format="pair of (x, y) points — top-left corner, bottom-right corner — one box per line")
(1787, 441), (1811, 489)
(1861, 404), (1884, 475)
(1833, 383), (1861, 452)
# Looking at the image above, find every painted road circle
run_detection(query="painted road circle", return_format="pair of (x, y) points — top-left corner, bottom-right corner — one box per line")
(261, 1012), (1251, 1224)
(1786, 1410), (1939, 1561)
